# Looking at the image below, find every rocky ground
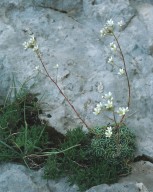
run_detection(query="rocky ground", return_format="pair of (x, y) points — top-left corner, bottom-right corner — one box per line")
(0, 0), (153, 191)
(0, 162), (151, 192)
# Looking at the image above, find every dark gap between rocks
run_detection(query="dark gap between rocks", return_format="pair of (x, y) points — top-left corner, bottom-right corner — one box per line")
(38, 5), (68, 14)
(134, 154), (153, 164)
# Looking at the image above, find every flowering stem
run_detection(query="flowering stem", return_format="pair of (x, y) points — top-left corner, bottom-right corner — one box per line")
(120, 115), (126, 125)
(112, 32), (131, 109)
(36, 52), (90, 130)
(56, 68), (58, 83)
(112, 109), (118, 127)
(112, 32), (131, 127)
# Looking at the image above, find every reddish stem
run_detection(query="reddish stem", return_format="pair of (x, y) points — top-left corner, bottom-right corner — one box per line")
(36, 52), (90, 130)
(112, 32), (131, 125)
(113, 32), (131, 109)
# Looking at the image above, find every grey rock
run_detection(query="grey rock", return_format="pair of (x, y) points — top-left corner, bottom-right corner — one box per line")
(86, 182), (149, 192)
(0, 163), (150, 192)
(34, 0), (82, 14)
(47, 178), (79, 192)
(0, 163), (47, 192)
(119, 161), (153, 192)
(0, 163), (79, 192)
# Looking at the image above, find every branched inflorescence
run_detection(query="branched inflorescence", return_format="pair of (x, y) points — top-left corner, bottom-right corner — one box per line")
(22, 19), (136, 191)
(93, 18), (131, 137)
(23, 35), (90, 130)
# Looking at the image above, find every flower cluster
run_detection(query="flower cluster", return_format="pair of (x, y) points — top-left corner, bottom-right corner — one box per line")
(108, 56), (114, 64)
(117, 107), (129, 116)
(93, 92), (114, 115)
(110, 42), (117, 52)
(103, 92), (114, 110)
(93, 90), (129, 116)
(105, 126), (112, 138)
(118, 68), (125, 75)
(100, 19), (114, 37)
(23, 35), (39, 52)
(93, 102), (103, 115)
(118, 20), (123, 27)
(101, 19), (125, 76)
(104, 100), (113, 109)
(100, 19), (123, 37)
(102, 92), (113, 100)
(94, 18), (128, 122)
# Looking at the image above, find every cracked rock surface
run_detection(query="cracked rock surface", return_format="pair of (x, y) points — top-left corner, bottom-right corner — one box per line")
(0, 163), (150, 192)
(0, 163), (79, 192)
(0, 0), (152, 156)
(119, 161), (153, 192)
(0, 0), (153, 191)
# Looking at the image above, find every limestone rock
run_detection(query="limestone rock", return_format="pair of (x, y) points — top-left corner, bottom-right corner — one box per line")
(34, 0), (82, 14)
(0, 163), (79, 192)
(0, 0), (153, 164)
(119, 161), (153, 192)
(0, 163), (150, 192)
(86, 182), (149, 192)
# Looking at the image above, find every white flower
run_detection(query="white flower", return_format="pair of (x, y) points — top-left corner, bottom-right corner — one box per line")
(105, 126), (112, 138)
(117, 107), (129, 116)
(29, 35), (35, 42)
(106, 19), (114, 27)
(104, 100), (113, 109)
(100, 28), (106, 37)
(110, 42), (117, 51)
(93, 107), (101, 115)
(96, 102), (103, 109)
(102, 92), (113, 101)
(35, 66), (40, 70)
(28, 35), (35, 46)
(93, 102), (103, 115)
(33, 44), (39, 51)
(118, 20), (123, 27)
(34, 65), (43, 72)
(53, 64), (59, 69)
(118, 68), (125, 75)
(23, 42), (29, 50)
(108, 56), (114, 64)
(104, 92), (113, 100)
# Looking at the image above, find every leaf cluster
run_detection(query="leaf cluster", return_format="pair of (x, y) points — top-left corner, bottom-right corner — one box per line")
(44, 126), (136, 191)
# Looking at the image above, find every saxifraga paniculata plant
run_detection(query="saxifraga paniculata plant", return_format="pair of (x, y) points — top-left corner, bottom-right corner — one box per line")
(44, 126), (135, 191)
(22, 18), (136, 191)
